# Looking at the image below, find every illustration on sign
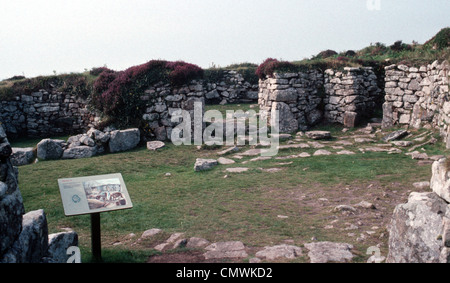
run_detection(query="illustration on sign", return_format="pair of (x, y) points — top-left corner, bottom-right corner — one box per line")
(58, 173), (133, 216)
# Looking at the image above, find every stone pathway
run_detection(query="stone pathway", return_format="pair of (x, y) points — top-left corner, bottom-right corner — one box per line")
(135, 228), (355, 263)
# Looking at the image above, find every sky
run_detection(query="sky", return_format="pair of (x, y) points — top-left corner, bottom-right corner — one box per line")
(0, 0), (448, 80)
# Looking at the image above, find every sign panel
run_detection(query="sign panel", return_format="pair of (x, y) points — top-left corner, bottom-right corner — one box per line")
(58, 173), (133, 216)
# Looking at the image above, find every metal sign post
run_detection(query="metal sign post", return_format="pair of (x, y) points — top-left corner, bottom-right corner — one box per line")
(58, 173), (133, 262)
(91, 213), (102, 262)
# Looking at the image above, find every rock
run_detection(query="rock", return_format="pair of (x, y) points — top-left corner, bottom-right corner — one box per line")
(79, 135), (95, 147)
(304, 242), (354, 263)
(218, 157), (235, 165)
(343, 112), (358, 128)
(334, 205), (356, 213)
(411, 152), (429, 160)
(62, 146), (97, 159)
(272, 102), (298, 133)
(204, 241), (248, 260)
(313, 150), (332, 156)
(108, 128), (140, 153)
(382, 130), (408, 142)
(194, 158), (218, 172)
(355, 201), (376, 209)
(387, 192), (449, 263)
(147, 141), (165, 151)
(2, 209), (48, 263)
(186, 237), (210, 249)
(36, 139), (64, 160)
(305, 131), (332, 140)
(431, 159), (450, 203)
(226, 167), (249, 173)
(391, 141), (413, 147)
(413, 181), (431, 190)
(140, 228), (162, 240)
(218, 146), (239, 156)
(10, 148), (36, 166)
(255, 244), (303, 261)
(44, 231), (78, 263)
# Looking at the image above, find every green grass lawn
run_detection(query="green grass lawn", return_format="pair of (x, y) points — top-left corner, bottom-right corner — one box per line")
(15, 129), (444, 262)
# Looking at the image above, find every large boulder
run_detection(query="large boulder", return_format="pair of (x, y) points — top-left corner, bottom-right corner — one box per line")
(431, 158), (450, 203)
(62, 146), (97, 159)
(271, 102), (298, 133)
(2, 209), (48, 263)
(108, 128), (140, 153)
(44, 231), (79, 263)
(10, 148), (36, 166)
(36, 139), (64, 160)
(387, 192), (449, 263)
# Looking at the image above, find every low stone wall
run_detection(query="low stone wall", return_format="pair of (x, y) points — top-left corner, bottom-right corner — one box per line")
(382, 60), (450, 146)
(0, 125), (77, 263)
(258, 67), (382, 133)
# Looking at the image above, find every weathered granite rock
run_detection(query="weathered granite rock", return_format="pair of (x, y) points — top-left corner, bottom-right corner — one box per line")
(255, 244), (303, 261)
(36, 139), (64, 160)
(62, 146), (97, 159)
(305, 131), (332, 140)
(2, 209), (48, 263)
(387, 192), (449, 263)
(147, 141), (165, 151)
(304, 242), (354, 263)
(10, 148), (36, 166)
(108, 128), (140, 153)
(382, 130), (408, 142)
(204, 241), (248, 260)
(194, 158), (218, 172)
(0, 183), (24, 257)
(44, 231), (79, 263)
(431, 158), (450, 203)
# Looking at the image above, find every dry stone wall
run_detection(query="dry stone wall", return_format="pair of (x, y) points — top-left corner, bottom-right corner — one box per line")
(1, 90), (100, 138)
(258, 67), (382, 133)
(382, 60), (450, 146)
(0, 70), (257, 140)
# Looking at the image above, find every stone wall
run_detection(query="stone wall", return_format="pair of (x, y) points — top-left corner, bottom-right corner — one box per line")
(382, 60), (450, 146)
(204, 70), (259, 104)
(258, 67), (382, 133)
(324, 67), (382, 127)
(387, 157), (450, 263)
(0, 125), (78, 263)
(0, 90), (100, 138)
(0, 70), (257, 140)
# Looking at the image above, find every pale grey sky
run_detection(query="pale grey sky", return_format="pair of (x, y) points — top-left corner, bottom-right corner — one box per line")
(0, 0), (448, 80)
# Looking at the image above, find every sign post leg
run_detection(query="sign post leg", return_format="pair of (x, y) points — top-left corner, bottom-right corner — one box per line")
(91, 213), (102, 262)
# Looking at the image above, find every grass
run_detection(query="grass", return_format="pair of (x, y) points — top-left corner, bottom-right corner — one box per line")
(12, 105), (448, 262)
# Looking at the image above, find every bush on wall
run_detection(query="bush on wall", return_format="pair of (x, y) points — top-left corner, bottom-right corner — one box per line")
(92, 60), (203, 128)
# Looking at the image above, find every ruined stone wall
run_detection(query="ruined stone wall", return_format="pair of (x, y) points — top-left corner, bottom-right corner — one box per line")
(0, 70), (257, 140)
(0, 125), (77, 263)
(324, 67), (382, 127)
(382, 60), (450, 146)
(0, 90), (101, 138)
(258, 67), (382, 133)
